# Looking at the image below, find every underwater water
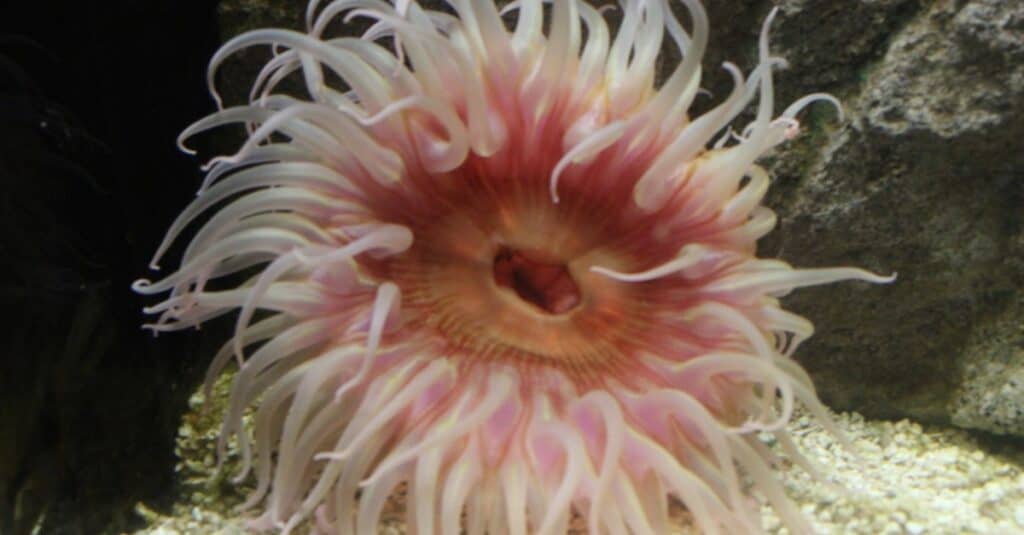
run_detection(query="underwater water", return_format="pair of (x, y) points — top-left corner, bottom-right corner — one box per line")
(2, 0), (1022, 534)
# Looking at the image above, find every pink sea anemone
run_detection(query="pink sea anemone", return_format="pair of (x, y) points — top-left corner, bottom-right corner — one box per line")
(134, 1), (893, 533)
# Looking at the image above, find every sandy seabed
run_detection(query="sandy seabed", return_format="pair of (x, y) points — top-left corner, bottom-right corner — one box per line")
(133, 387), (1024, 535)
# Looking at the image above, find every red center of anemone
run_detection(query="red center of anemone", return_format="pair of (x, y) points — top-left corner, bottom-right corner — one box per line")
(492, 246), (581, 315)
(380, 168), (672, 387)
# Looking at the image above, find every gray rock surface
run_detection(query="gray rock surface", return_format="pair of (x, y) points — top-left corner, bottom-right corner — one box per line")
(752, 0), (1024, 435)
(211, 0), (1024, 435)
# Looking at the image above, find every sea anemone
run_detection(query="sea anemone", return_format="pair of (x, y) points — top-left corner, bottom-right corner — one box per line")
(134, 0), (893, 533)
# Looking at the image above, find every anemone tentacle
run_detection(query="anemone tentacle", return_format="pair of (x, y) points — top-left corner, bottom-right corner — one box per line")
(137, 1), (892, 533)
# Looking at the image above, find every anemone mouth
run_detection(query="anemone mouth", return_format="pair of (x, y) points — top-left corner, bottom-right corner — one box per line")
(492, 245), (580, 315)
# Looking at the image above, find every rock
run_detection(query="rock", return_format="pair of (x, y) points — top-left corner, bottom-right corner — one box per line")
(757, 0), (1024, 435)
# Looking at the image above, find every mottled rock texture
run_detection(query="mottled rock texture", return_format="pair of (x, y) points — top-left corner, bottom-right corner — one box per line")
(751, 0), (1024, 436)
(213, 0), (1024, 438)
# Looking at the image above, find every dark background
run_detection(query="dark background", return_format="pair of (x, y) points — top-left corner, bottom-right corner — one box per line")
(0, 2), (223, 533)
